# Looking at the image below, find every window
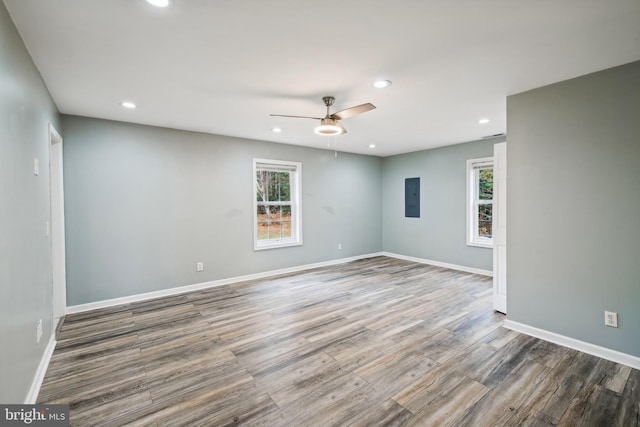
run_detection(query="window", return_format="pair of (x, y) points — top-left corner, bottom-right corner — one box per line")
(466, 157), (493, 248)
(253, 159), (302, 250)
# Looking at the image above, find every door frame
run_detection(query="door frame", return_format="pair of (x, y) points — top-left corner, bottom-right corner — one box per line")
(493, 142), (507, 313)
(49, 123), (66, 322)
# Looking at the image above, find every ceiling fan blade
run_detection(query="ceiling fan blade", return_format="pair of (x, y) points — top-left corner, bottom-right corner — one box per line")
(331, 103), (376, 120)
(337, 122), (347, 134)
(270, 114), (322, 120)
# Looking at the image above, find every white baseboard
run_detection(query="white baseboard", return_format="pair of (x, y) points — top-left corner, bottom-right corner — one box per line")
(382, 252), (493, 277)
(66, 252), (384, 314)
(503, 319), (640, 370)
(25, 334), (56, 404)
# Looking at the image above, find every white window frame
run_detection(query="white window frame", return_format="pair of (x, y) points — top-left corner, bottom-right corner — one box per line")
(253, 158), (302, 251)
(466, 157), (494, 248)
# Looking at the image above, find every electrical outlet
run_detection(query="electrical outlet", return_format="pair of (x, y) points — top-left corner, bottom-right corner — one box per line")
(604, 311), (618, 328)
(196, 262), (204, 272)
(338, 243), (342, 250)
(33, 158), (40, 176)
(36, 319), (43, 343)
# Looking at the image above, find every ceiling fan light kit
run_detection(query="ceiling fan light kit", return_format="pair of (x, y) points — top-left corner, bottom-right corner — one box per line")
(271, 96), (375, 137)
(315, 118), (343, 135)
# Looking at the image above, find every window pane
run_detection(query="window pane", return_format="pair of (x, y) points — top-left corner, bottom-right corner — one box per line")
(256, 171), (268, 202)
(257, 221), (270, 240)
(267, 174), (278, 201)
(280, 205), (292, 238)
(269, 221), (283, 239)
(478, 168), (493, 200)
(478, 204), (492, 237)
(277, 172), (291, 202)
(256, 170), (291, 202)
(256, 204), (292, 241)
(265, 171), (290, 202)
(257, 205), (268, 240)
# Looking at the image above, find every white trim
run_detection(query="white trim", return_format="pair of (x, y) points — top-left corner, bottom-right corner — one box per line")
(467, 240), (493, 249)
(503, 319), (640, 370)
(254, 240), (302, 251)
(382, 252), (493, 277)
(67, 253), (384, 314)
(25, 335), (56, 404)
(48, 123), (67, 322)
(492, 142), (507, 314)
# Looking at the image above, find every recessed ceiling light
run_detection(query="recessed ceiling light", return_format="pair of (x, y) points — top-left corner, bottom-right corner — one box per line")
(145, 0), (169, 7)
(373, 80), (392, 89)
(121, 101), (137, 109)
(478, 118), (490, 124)
(369, 144), (376, 149)
(271, 127), (282, 133)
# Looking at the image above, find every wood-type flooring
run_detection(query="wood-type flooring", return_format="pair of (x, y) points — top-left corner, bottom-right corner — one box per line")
(38, 257), (639, 426)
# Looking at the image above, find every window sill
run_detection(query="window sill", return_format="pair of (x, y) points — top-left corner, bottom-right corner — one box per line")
(254, 240), (302, 251)
(466, 241), (493, 249)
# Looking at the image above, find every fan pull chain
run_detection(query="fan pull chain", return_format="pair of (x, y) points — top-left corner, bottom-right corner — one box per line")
(325, 135), (339, 157)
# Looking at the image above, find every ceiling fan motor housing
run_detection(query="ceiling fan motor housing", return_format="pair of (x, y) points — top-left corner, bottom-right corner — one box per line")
(323, 96), (335, 107)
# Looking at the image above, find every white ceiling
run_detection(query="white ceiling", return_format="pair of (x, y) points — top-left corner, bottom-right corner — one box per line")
(5, 0), (640, 157)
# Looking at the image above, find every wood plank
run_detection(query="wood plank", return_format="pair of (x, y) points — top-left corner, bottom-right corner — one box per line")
(348, 398), (414, 427)
(507, 350), (581, 424)
(253, 351), (341, 407)
(71, 388), (153, 427)
(297, 382), (391, 427)
(454, 360), (551, 426)
(558, 383), (620, 427)
(613, 367), (640, 427)
(354, 348), (438, 397)
(403, 376), (489, 426)
(243, 373), (367, 427)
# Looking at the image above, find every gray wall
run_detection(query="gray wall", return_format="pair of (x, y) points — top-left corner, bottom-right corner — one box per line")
(62, 115), (382, 305)
(381, 137), (504, 271)
(507, 61), (640, 357)
(0, 2), (61, 402)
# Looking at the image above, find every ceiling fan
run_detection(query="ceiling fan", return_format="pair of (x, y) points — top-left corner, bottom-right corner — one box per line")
(271, 96), (376, 136)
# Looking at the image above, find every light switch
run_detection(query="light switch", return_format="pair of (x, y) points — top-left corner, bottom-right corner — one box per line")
(33, 158), (40, 176)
